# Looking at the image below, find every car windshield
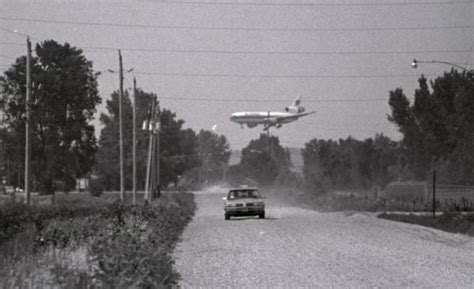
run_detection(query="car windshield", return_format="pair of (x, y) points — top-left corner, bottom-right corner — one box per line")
(228, 189), (261, 199)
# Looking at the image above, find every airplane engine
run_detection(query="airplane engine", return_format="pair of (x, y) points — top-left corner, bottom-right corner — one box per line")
(285, 106), (305, 113)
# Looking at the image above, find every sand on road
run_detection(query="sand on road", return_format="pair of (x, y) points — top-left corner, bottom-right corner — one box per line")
(173, 189), (474, 288)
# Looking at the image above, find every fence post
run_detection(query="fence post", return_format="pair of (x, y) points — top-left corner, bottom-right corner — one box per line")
(432, 170), (436, 218)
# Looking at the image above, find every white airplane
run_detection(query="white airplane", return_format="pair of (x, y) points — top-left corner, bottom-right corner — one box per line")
(230, 97), (315, 130)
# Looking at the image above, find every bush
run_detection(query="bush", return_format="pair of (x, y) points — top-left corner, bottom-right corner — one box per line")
(0, 192), (196, 288)
(88, 178), (103, 197)
(379, 181), (427, 202)
(379, 212), (474, 236)
(0, 200), (103, 245)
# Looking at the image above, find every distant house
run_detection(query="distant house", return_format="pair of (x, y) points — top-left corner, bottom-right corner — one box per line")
(76, 178), (89, 192)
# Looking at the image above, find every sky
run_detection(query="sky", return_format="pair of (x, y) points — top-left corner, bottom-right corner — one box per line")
(0, 0), (473, 150)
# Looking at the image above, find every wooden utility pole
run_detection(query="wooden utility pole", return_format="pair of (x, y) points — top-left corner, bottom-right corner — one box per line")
(432, 170), (436, 218)
(144, 98), (156, 203)
(118, 50), (125, 202)
(155, 118), (160, 198)
(132, 77), (137, 205)
(24, 37), (32, 205)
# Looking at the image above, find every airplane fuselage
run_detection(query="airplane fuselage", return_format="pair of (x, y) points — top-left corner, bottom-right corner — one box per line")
(230, 96), (314, 130)
(230, 111), (297, 126)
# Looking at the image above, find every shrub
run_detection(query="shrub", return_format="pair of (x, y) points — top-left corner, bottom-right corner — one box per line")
(0, 191), (196, 288)
(88, 178), (103, 197)
(379, 212), (474, 236)
(379, 181), (427, 202)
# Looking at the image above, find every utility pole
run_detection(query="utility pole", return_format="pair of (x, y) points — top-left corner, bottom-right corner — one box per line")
(24, 37), (32, 205)
(432, 170), (437, 218)
(144, 98), (156, 203)
(132, 77), (137, 205)
(144, 97), (161, 201)
(118, 50), (125, 202)
(155, 117), (160, 199)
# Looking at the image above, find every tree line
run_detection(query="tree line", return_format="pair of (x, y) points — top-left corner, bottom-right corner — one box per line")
(0, 40), (231, 194)
(1, 39), (472, 194)
(228, 70), (474, 193)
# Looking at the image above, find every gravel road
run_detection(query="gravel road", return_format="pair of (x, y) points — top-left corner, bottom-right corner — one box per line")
(173, 189), (474, 288)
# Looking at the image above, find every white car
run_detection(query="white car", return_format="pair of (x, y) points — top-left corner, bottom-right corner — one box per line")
(223, 187), (265, 220)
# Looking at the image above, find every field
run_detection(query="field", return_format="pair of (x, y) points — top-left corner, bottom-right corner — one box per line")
(265, 185), (474, 237)
(0, 190), (195, 288)
(379, 212), (474, 237)
(379, 182), (474, 211)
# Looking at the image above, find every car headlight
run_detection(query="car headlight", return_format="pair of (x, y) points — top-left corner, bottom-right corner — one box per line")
(254, 202), (264, 206)
(225, 203), (234, 207)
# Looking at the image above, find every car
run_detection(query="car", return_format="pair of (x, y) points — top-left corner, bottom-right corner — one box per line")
(223, 187), (265, 220)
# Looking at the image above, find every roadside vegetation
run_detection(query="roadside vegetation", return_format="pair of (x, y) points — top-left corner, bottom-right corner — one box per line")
(0, 192), (195, 288)
(379, 212), (474, 237)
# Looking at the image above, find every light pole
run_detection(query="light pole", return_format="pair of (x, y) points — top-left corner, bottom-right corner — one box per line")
(411, 59), (472, 73)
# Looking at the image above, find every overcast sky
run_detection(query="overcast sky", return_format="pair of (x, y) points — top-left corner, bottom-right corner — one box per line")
(1, 0), (472, 150)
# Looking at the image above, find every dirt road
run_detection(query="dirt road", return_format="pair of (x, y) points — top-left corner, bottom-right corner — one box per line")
(173, 189), (474, 288)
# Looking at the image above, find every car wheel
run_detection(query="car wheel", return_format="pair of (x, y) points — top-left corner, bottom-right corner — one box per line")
(259, 212), (265, 219)
(225, 214), (230, 220)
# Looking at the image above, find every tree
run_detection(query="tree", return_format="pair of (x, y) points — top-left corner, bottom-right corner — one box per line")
(0, 40), (101, 193)
(388, 71), (474, 183)
(0, 128), (23, 188)
(159, 110), (200, 187)
(239, 134), (291, 185)
(302, 135), (399, 194)
(96, 89), (200, 190)
(197, 130), (232, 184)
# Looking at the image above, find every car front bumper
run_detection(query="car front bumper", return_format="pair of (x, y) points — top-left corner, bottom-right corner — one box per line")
(224, 206), (265, 216)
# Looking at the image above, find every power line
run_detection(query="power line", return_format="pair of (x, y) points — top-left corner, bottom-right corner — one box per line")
(86, 47), (474, 56)
(122, 0), (473, 7)
(0, 53), (16, 60)
(0, 26), (30, 38)
(131, 71), (436, 79)
(1, 42), (471, 56)
(0, 16), (471, 32)
(157, 96), (395, 103)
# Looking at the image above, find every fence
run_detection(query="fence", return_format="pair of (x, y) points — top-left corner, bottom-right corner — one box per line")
(426, 183), (474, 211)
(379, 181), (473, 211)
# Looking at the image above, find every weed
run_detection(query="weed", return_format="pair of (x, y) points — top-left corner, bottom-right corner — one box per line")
(379, 212), (474, 236)
(0, 191), (196, 287)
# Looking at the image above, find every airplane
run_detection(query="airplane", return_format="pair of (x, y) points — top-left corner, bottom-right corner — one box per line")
(230, 96), (315, 130)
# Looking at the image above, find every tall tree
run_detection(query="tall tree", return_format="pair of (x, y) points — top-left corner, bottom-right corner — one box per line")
(0, 40), (101, 193)
(96, 90), (200, 190)
(159, 109), (200, 187)
(302, 135), (399, 194)
(197, 130), (232, 184)
(240, 134), (291, 185)
(388, 71), (474, 183)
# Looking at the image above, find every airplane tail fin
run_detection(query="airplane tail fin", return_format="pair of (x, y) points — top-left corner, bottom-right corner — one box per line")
(291, 96), (301, 107)
(285, 96), (305, 114)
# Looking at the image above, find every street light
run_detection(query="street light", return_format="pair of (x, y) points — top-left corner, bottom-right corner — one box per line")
(411, 59), (472, 72)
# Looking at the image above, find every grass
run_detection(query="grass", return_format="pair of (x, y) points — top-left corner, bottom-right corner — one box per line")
(0, 191), (195, 288)
(268, 186), (474, 236)
(289, 191), (433, 212)
(286, 188), (474, 237)
(379, 212), (474, 237)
